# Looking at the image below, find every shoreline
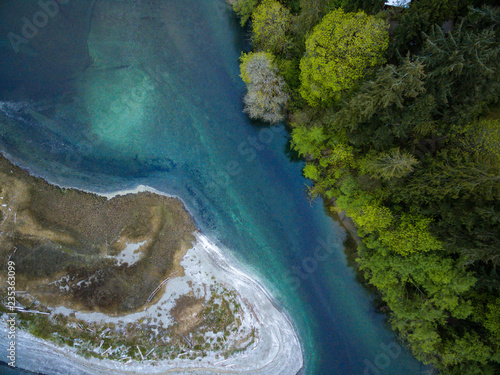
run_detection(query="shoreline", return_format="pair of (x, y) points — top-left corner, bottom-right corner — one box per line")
(0, 154), (304, 374)
(1, 233), (303, 374)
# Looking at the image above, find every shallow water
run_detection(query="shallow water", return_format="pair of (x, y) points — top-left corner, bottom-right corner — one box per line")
(0, 1), (424, 374)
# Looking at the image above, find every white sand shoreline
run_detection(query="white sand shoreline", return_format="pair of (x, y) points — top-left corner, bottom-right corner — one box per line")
(0, 183), (304, 375)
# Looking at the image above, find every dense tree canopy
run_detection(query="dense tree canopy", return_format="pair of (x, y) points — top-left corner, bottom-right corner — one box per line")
(236, 2), (500, 372)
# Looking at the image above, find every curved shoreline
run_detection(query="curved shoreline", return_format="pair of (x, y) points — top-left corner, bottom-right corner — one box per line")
(0, 176), (304, 374)
(1, 234), (303, 374)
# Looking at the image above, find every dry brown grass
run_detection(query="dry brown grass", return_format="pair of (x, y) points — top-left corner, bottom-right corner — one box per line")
(0, 156), (195, 314)
(169, 294), (205, 335)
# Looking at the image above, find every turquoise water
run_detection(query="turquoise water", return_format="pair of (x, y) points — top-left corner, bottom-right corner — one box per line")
(0, 1), (424, 374)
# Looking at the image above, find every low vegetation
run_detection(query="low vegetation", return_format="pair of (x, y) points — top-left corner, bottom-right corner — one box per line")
(1, 282), (252, 362)
(0, 156), (195, 314)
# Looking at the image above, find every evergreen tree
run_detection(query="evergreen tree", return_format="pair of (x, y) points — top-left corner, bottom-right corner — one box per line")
(365, 148), (419, 180)
(421, 7), (500, 125)
(231, 0), (260, 26)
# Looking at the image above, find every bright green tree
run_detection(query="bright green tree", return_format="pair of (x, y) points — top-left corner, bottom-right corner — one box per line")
(252, 0), (292, 54)
(299, 9), (389, 106)
(231, 0), (260, 26)
(290, 125), (325, 159)
(379, 214), (442, 256)
(350, 203), (394, 234)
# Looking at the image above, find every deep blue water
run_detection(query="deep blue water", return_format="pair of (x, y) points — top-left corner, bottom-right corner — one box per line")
(0, 1), (425, 374)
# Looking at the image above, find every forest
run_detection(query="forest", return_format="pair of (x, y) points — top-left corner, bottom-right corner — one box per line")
(231, 0), (500, 373)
